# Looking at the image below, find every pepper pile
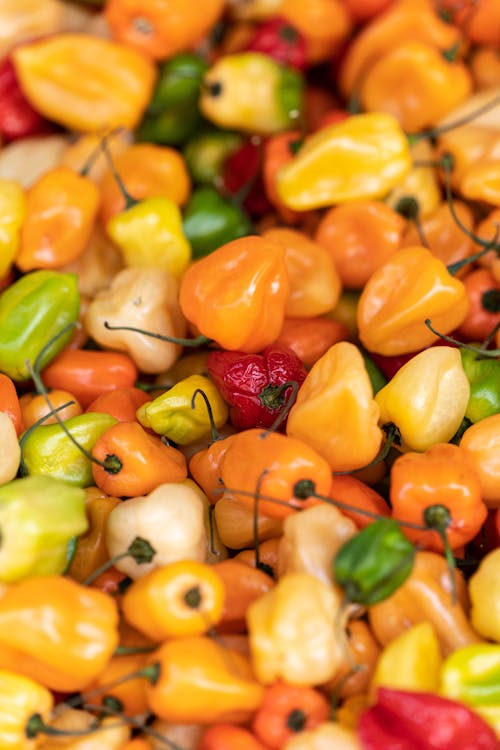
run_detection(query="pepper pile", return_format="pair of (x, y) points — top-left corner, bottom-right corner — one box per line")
(2, 0), (500, 748)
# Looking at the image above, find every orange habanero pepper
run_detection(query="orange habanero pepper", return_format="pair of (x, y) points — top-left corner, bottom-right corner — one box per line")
(279, 0), (352, 65)
(86, 387), (152, 424)
(188, 434), (238, 505)
(0, 575), (119, 692)
(20, 389), (83, 430)
(263, 130), (302, 225)
(41, 349), (138, 408)
(329, 474), (389, 529)
(90, 651), (150, 718)
(357, 245), (469, 356)
(390, 443), (487, 552)
(460, 413), (500, 507)
(275, 316), (350, 368)
(219, 428), (333, 519)
(315, 200), (405, 290)
(199, 724), (269, 750)
(179, 236), (290, 353)
(16, 167), (100, 272)
(105, 0), (226, 61)
(91, 421), (187, 497)
(211, 558), (274, 634)
(99, 143), (191, 225)
(0, 373), (24, 436)
(456, 267), (500, 341)
(145, 635), (264, 724)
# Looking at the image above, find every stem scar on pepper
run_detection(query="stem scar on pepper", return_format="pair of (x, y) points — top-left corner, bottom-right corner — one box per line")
(82, 535), (156, 586)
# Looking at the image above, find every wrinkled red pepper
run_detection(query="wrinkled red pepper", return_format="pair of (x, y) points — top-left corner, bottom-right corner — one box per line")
(244, 16), (307, 71)
(207, 343), (307, 430)
(221, 139), (272, 218)
(359, 687), (499, 750)
(0, 56), (55, 141)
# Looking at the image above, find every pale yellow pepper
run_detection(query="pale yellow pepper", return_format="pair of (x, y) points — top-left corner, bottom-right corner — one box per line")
(0, 179), (25, 278)
(370, 621), (442, 699)
(469, 548), (500, 642)
(276, 113), (412, 211)
(0, 669), (53, 749)
(375, 346), (470, 452)
(84, 267), (186, 375)
(283, 722), (362, 750)
(247, 571), (348, 685)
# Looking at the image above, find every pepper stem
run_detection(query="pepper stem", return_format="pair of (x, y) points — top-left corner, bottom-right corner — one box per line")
(18, 399), (76, 476)
(103, 321), (212, 348)
(100, 137), (138, 211)
(394, 196), (429, 248)
(191, 388), (219, 442)
(82, 536), (156, 586)
(407, 93), (500, 143)
(423, 504), (457, 604)
(252, 469), (274, 577)
(81, 703), (185, 750)
(260, 380), (300, 436)
(26, 713), (101, 739)
(425, 318), (500, 357)
(332, 422), (401, 476)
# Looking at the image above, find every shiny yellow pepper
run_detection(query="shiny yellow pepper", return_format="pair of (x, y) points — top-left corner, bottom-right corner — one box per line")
(469, 547), (500, 642)
(0, 669), (53, 750)
(0, 179), (25, 278)
(137, 374), (228, 445)
(276, 113), (412, 211)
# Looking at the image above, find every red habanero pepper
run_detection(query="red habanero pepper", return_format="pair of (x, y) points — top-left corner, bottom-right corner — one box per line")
(244, 17), (308, 71)
(358, 687), (499, 750)
(0, 55), (55, 142)
(221, 139), (272, 218)
(0, 373), (24, 435)
(206, 344), (307, 431)
(41, 349), (138, 408)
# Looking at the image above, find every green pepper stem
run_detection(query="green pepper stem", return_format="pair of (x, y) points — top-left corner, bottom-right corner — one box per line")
(407, 93), (500, 143)
(423, 504), (457, 605)
(62, 663), (161, 711)
(395, 196), (429, 248)
(79, 128), (123, 177)
(82, 536), (156, 586)
(332, 422), (401, 476)
(425, 318), (500, 357)
(103, 321), (212, 348)
(100, 137), (138, 211)
(26, 713), (102, 739)
(191, 388), (219, 443)
(259, 381), (300, 436)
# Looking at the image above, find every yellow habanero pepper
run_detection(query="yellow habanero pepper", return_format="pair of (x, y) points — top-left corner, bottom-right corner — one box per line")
(370, 622), (442, 698)
(0, 669), (53, 750)
(137, 374), (228, 445)
(0, 179), (25, 278)
(469, 548), (500, 643)
(286, 342), (383, 473)
(276, 113), (412, 211)
(247, 572), (347, 686)
(283, 722), (362, 750)
(12, 34), (157, 132)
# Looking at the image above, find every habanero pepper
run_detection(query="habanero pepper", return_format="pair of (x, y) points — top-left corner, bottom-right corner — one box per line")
(243, 16), (307, 71)
(460, 348), (500, 424)
(0, 178), (26, 279)
(207, 344), (307, 431)
(358, 687), (498, 750)
(0, 54), (55, 142)
(0, 669), (53, 750)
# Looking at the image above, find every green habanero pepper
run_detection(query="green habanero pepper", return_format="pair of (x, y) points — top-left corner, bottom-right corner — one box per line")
(20, 412), (118, 488)
(183, 129), (243, 185)
(0, 475), (88, 583)
(182, 186), (253, 257)
(361, 350), (388, 395)
(441, 643), (500, 707)
(334, 518), (416, 606)
(0, 270), (79, 382)
(460, 348), (500, 423)
(137, 52), (209, 145)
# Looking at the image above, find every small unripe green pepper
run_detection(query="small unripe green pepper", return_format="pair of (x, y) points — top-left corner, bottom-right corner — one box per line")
(334, 519), (416, 606)
(0, 270), (80, 381)
(0, 475), (88, 582)
(20, 412), (118, 487)
(183, 129), (243, 185)
(183, 186), (253, 257)
(137, 53), (209, 145)
(460, 348), (500, 423)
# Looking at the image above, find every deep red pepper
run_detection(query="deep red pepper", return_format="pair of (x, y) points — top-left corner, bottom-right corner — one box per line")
(0, 56), (55, 141)
(244, 16), (307, 71)
(221, 139), (272, 218)
(207, 343), (307, 431)
(359, 688), (499, 750)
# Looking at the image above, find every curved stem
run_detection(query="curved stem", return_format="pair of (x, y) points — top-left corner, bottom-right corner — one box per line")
(425, 318), (500, 357)
(332, 422), (400, 476)
(191, 388), (219, 443)
(100, 137), (138, 211)
(82, 536), (155, 586)
(260, 381), (300, 436)
(104, 322), (212, 348)
(408, 93), (500, 143)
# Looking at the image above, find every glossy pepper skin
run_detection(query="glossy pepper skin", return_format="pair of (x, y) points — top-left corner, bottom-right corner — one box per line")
(207, 344), (307, 430)
(137, 52), (209, 145)
(0, 669), (53, 750)
(0, 476), (88, 583)
(461, 348), (500, 423)
(182, 186), (253, 258)
(0, 270), (80, 382)
(244, 16), (307, 71)
(276, 113), (411, 211)
(200, 52), (303, 136)
(20, 412), (118, 488)
(179, 236), (290, 353)
(358, 687), (499, 750)
(0, 575), (119, 692)
(0, 55), (55, 142)
(334, 519), (416, 606)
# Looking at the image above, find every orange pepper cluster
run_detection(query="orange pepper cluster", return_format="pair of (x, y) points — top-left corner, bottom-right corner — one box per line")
(2, 0), (500, 749)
